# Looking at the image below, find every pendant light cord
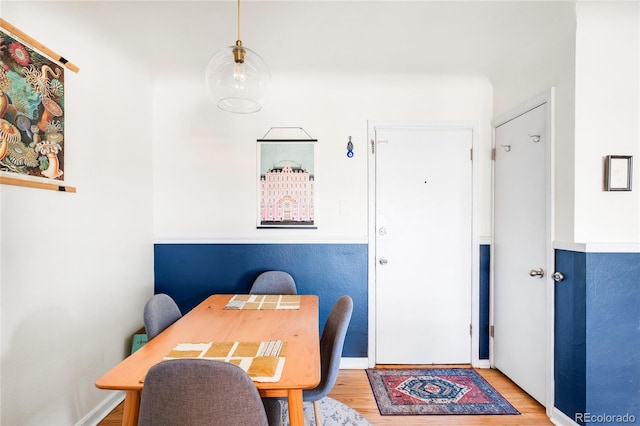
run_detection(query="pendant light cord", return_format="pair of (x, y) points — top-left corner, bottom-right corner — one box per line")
(237, 0), (241, 42)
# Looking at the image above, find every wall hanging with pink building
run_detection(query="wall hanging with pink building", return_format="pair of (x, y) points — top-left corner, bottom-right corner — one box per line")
(257, 128), (317, 229)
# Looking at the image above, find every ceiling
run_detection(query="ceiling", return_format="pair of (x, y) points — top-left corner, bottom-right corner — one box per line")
(56, 1), (577, 81)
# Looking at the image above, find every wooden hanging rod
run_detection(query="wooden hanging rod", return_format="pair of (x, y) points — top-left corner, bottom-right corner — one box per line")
(0, 18), (79, 73)
(0, 176), (76, 193)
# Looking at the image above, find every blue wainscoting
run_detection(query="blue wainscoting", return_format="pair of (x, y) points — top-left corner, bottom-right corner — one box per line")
(555, 249), (587, 423)
(555, 249), (640, 425)
(154, 243), (368, 357)
(154, 242), (492, 361)
(479, 244), (490, 360)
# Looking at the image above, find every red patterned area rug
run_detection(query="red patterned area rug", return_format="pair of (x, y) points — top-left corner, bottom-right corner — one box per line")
(366, 368), (520, 416)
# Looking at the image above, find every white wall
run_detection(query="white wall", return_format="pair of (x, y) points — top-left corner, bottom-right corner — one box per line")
(1, 2), (154, 424)
(491, 1), (577, 243)
(574, 1), (640, 243)
(492, 1), (640, 244)
(153, 72), (494, 241)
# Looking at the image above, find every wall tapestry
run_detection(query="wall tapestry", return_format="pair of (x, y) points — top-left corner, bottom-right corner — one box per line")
(257, 130), (317, 229)
(0, 27), (65, 181)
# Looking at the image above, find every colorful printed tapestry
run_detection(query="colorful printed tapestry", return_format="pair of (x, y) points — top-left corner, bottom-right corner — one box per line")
(0, 28), (65, 180)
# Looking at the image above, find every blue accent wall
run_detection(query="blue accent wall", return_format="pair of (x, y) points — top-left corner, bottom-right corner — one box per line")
(479, 244), (490, 360)
(555, 249), (640, 425)
(555, 249), (587, 424)
(154, 242), (492, 361)
(586, 253), (640, 421)
(154, 243), (368, 357)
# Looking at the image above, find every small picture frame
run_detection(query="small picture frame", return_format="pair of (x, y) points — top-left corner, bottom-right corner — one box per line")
(605, 155), (633, 191)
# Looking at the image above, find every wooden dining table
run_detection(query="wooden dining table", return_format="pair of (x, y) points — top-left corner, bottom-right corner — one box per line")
(95, 294), (320, 426)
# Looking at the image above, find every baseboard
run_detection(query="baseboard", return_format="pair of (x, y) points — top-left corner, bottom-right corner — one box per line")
(339, 358), (491, 370)
(550, 407), (578, 426)
(76, 391), (125, 426)
(475, 359), (491, 369)
(339, 357), (369, 369)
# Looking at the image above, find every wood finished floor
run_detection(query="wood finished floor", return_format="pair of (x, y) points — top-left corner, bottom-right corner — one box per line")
(98, 365), (552, 425)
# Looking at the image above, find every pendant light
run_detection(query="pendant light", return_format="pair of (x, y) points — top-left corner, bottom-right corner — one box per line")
(205, 0), (270, 114)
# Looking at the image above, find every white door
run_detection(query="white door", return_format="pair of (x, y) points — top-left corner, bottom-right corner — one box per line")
(493, 101), (550, 405)
(374, 125), (472, 364)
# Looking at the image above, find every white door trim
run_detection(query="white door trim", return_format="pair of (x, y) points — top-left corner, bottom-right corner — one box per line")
(367, 120), (480, 368)
(491, 88), (556, 414)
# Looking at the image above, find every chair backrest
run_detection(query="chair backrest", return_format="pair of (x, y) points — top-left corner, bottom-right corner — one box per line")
(143, 294), (182, 340)
(138, 359), (270, 426)
(304, 295), (353, 402)
(249, 271), (297, 295)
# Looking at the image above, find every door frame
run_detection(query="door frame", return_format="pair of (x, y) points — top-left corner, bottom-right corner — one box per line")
(490, 88), (556, 414)
(367, 121), (480, 368)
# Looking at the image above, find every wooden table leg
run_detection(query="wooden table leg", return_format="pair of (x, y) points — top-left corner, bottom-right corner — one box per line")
(287, 389), (304, 426)
(122, 390), (141, 426)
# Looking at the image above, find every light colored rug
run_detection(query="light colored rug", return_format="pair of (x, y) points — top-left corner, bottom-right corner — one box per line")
(281, 397), (372, 426)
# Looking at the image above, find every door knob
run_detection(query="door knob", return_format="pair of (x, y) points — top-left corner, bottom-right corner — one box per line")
(552, 272), (565, 282)
(379, 257), (388, 265)
(529, 268), (544, 278)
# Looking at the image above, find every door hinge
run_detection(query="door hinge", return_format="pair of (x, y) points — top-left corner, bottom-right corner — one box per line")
(371, 139), (389, 154)
(470, 148), (473, 161)
(490, 325), (495, 338)
(469, 324), (472, 336)
(491, 148), (496, 160)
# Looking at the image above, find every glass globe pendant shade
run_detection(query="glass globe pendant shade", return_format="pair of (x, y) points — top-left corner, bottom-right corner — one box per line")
(205, 42), (271, 114)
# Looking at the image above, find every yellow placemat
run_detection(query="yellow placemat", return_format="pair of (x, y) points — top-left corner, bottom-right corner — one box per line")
(224, 294), (300, 310)
(163, 340), (287, 382)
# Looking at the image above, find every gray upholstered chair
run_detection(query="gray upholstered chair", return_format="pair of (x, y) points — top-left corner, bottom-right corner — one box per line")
(143, 293), (182, 340)
(138, 359), (281, 426)
(303, 295), (353, 425)
(249, 271), (297, 295)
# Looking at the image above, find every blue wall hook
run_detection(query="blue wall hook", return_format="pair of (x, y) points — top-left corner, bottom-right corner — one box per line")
(347, 136), (354, 158)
